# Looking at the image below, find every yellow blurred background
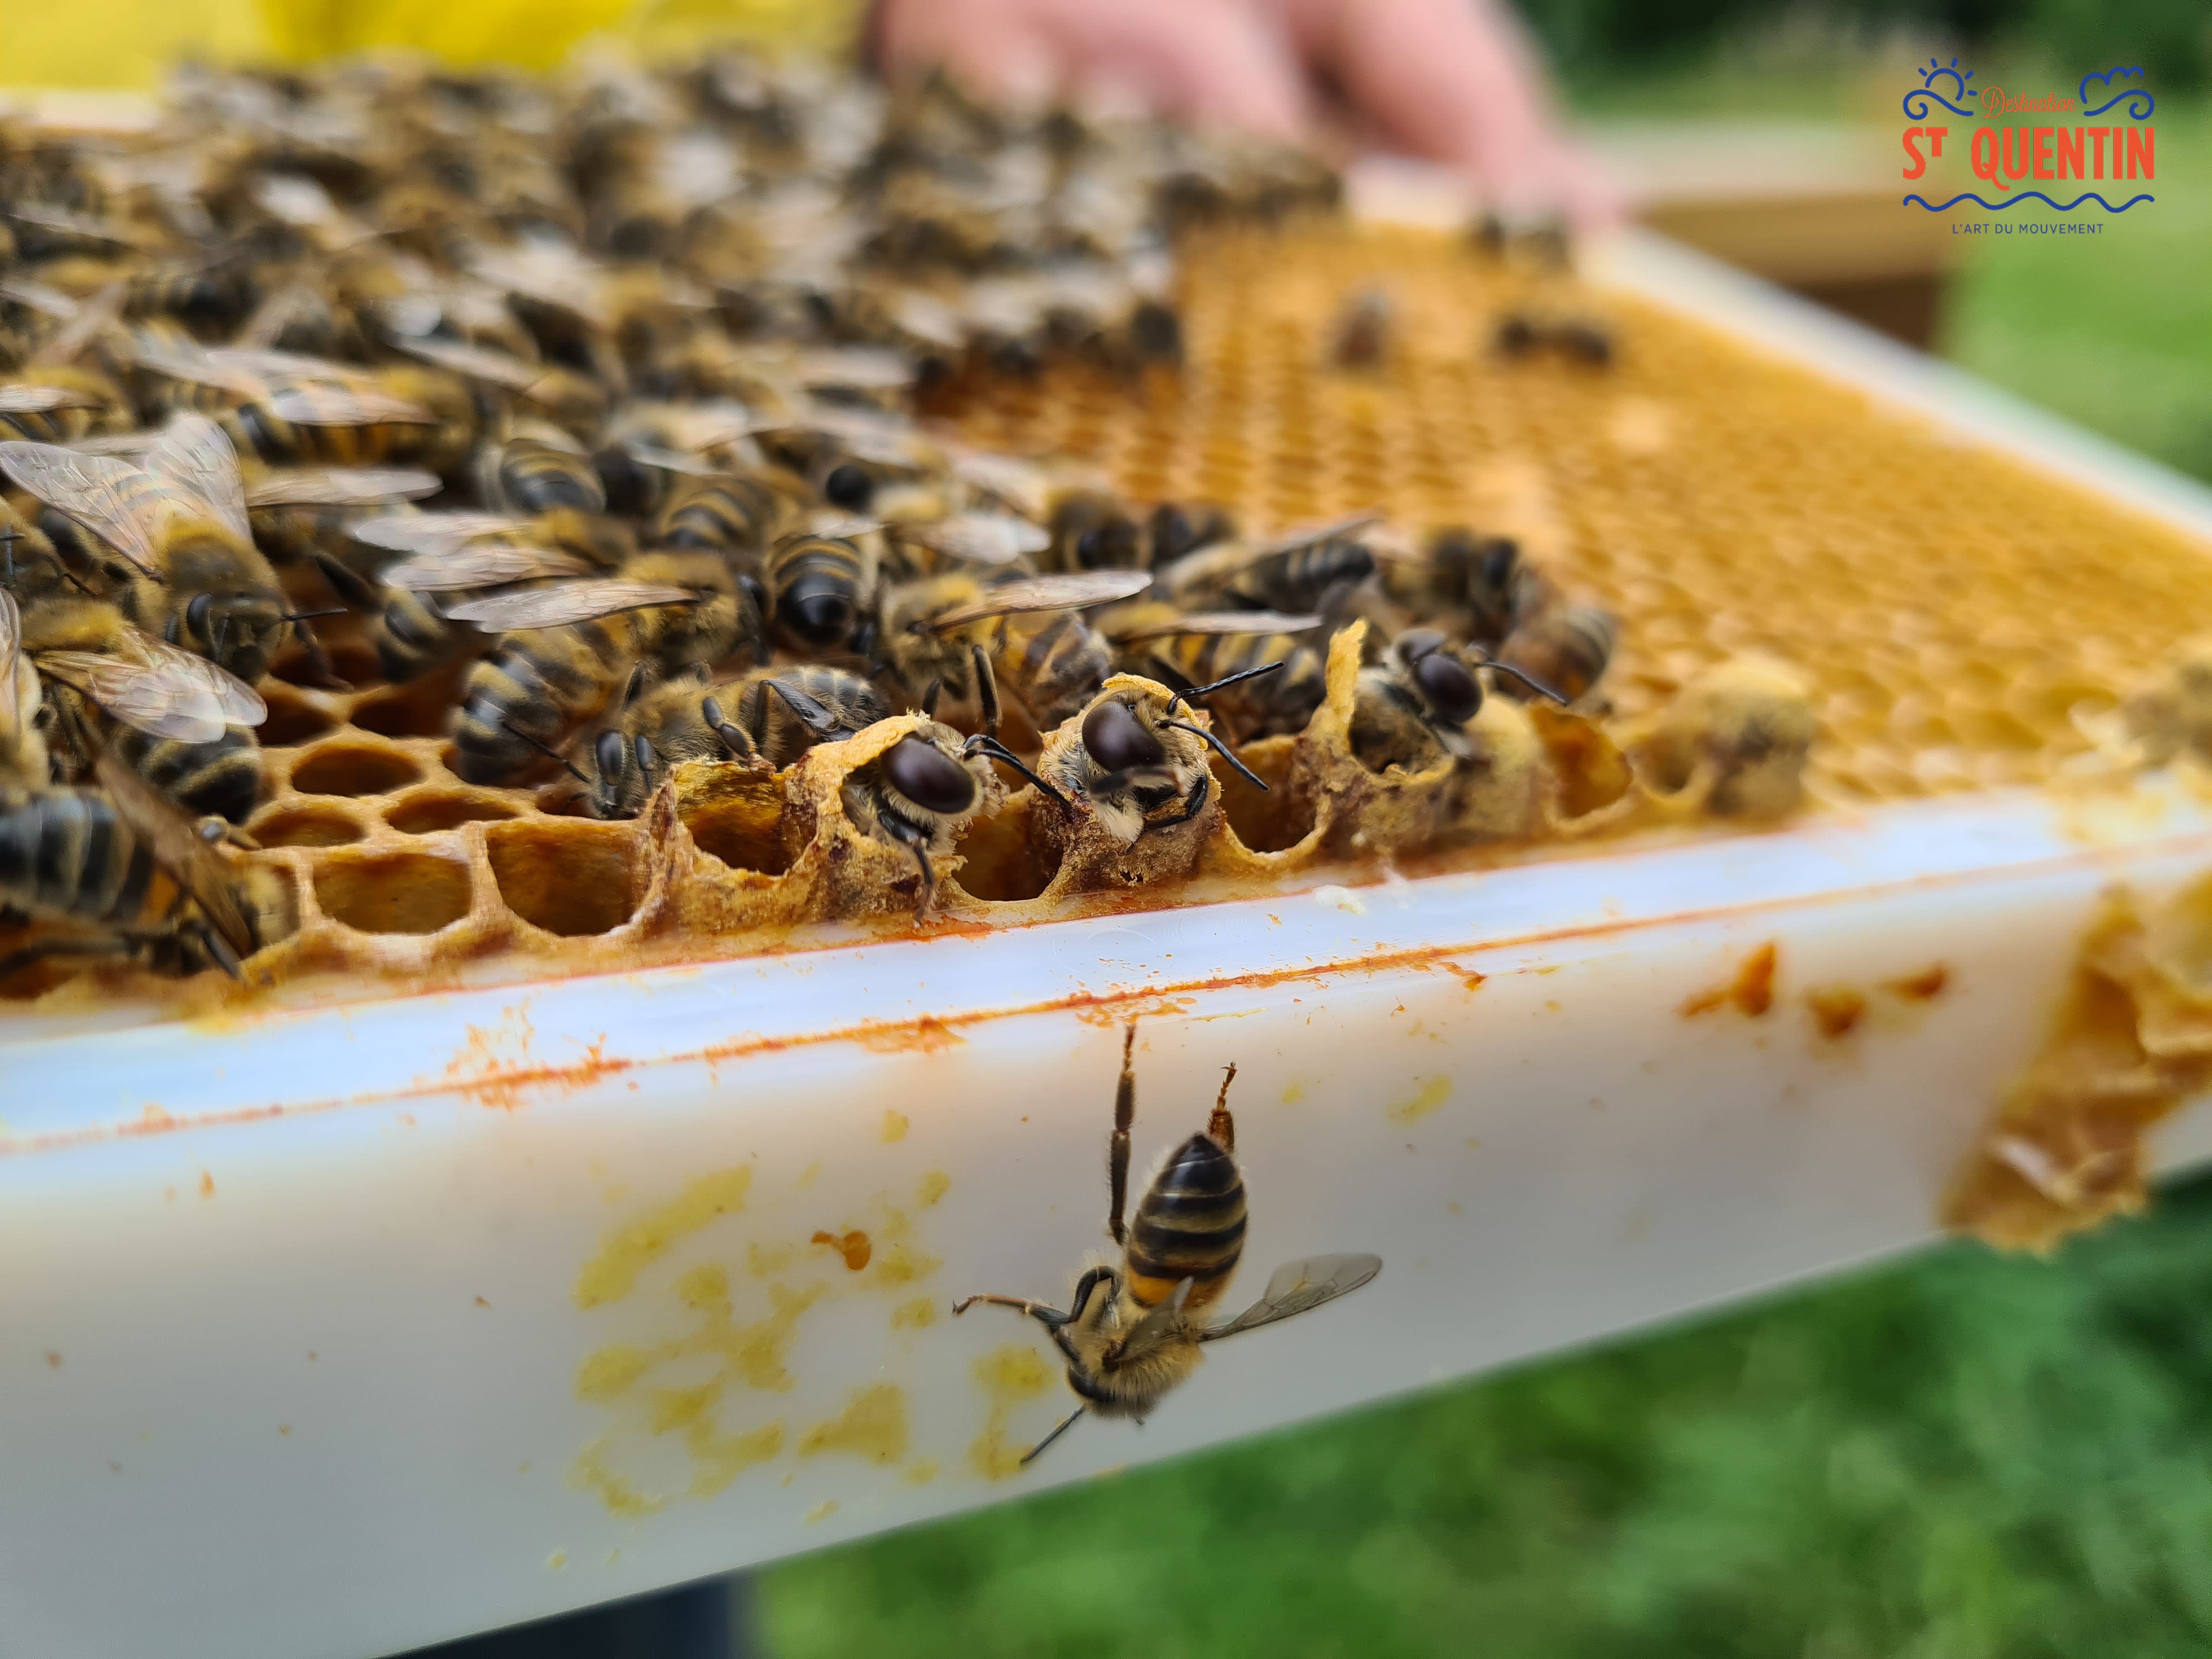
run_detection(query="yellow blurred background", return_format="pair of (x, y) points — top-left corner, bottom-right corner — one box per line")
(1, 0), (852, 89)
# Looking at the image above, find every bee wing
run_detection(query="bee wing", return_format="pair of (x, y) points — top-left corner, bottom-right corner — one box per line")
(78, 716), (255, 960)
(32, 644), (251, 742)
(803, 512), (884, 542)
(950, 449), (1051, 518)
(391, 334), (546, 393)
(1108, 610), (1323, 644)
(791, 346), (915, 392)
(132, 336), (253, 393)
(0, 384), (95, 414)
(383, 545), (597, 591)
(350, 510), (527, 554)
(0, 278), (79, 319)
(1199, 1254), (1383, 1342)
(912, 513), (1049, 566)
(923, 570), (1153, 631)
(244, 466), (444, 509)
(257, 382), (436, 427)
(0, 442), (164, 575)
(30, 280), (129, 368)
(621, 442), (720, 477)
(0, 590), (20, 731)
(1258, 510), (1386, 557)
(147, 415), (252, 545)
(442, 580), (696, 630)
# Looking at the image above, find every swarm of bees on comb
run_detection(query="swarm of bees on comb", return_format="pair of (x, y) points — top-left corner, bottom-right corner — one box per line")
(0, 54), (1814, 1003)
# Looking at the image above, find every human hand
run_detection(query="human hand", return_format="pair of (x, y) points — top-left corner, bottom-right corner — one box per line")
(871, 0), (1617, 227)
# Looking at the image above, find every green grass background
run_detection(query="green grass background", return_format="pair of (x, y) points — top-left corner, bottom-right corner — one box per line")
(763, 68), (2212, 1657)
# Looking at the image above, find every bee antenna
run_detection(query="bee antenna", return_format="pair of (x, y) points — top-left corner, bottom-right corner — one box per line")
(277, 606), (347, 623)
(963, 733), (1066, 805)
(499, 720), (588, 782)
(1160, 718), (1269, 793)
(1480, 660), (1569, 705)
(1165, 659), (1282, 718)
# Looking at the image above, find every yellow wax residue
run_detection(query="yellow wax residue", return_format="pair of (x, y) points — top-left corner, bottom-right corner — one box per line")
(967, 1344), (1054, 1482)
(547, 1551), (567, 1570)
(871, 1243), (941, 1287)
(795, 1162), (821, 1190)
(881, 1110), (909, 1143)
(902, 1457), (941, 1486)
(688, 1420), (785, 1499)
(573, 1166), (753, 1310)
(748, 1240), (796, 1278)
(1387, 1076), (1452, 1125)
(799, 1384), (909, 1466)
(1281, 1081), (1306, 1104)
(576, 1346), (649, 1403)
(917, 1171), (951, 1207)
(891, 1297), (938, 1330)
(569, 1440), (668, 1518)
(805, 1499), (839, 1524)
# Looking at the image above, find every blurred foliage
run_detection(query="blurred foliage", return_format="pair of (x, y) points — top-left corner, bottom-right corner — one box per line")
(1520, 0), (2209, 87)
(769, 1169), (2212, 1658)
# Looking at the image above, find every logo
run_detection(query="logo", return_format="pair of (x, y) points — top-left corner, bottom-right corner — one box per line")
(1901, 57), (2156, 217)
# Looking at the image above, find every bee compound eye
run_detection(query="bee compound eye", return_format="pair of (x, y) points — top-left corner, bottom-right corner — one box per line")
(822, 462), (873, 510)
(1081, 698), (1165, 773)
(595, 730), (627, 778)
(1396, 628), (1447, 665)
(185, 591), (215, 637)
(787, 588), (854, 645)
(884, 736), (978, 817)
(1415, 652), (1482, 724)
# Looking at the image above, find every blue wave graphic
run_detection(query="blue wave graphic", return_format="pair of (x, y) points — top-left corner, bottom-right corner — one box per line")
(2080, 66), (2154, 120)
(1903, 191), (2154, 212)
(1903, 89), (1977, 118)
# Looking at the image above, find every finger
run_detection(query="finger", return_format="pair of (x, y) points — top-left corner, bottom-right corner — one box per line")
(1022, 0), (1312, 138)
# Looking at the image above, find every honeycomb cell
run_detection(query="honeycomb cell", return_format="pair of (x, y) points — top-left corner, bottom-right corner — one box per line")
(249, 803), (366, 849)
(486, 821), (640, 936)
(349, 679), (462, 740)
(384, 792), (520, 836)
(953, 806), (1060, 902)
(273, 639), (380, 689)
(291, 742), (424, 798)
(1215, 738), (1314, 853)
(257, 692), (340, 748)
(313, 852), (473, 935)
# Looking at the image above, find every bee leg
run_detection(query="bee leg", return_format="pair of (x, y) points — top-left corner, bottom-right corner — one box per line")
(294, 619), (351, 692)
(702, 696), (758, 763)
(1208, 1063), (1237, 1152)
(971, 641), (1001, 738)
(878, 811), (936, 920)
(950, 1293), (1070, 1329)
(620, 662), (651, 707)
(1019, 1406), (1087, 1468)
(1135, 772), (1209, 840)
(1109, 1022), (1135, 1245)
(195, 923), (246, 982)
(920, 678), (943, 719)
(0, 934), (135, 981)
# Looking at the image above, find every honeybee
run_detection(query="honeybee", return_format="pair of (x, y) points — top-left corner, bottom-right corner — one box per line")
(1350, 628), (1564, 771)
(132, 338), (449, 469)
(0, 415), (303, 684)
(1407, 528), (1544, 650)
(953, 1024), (1381, 1466)
(473, 430), (607, 516)
(1160, 512), (1381, 615)
(1047, 664), (1281, 844)
(765, 520), (878, 653)
(447, 551), (746, 785)
(1329, 286), (1391, 370)
(1105, 608), (1328, 741)
(884, 512), (1048, 579)
(1639, 657), (1816, 821)
(385, 334), (608, 447)
(1040, 490), (1146, 574)
(650, 468), (788, 567)
(751, 402), (935, 512)
(1493, 311), (1614, 368)
(0, 592), (50, 785)
(241, 461), (444, 566)
(1496, 603), (1616, 705)
(0, 708), (274, 984)
(876, 569), (1150, 735)
(1145, 500), (1237, 566)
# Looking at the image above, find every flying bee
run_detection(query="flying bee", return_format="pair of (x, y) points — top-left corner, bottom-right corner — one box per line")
(765, 520), (878, 653)
(1349, 628), (1565, 772)
(1146, 500), (1237, 567)
(1046, 663), (1284, 844)
(1104, 608), (1328, 741)
(446, 551), (746, 786)
(0, 415), (313, 685)
(0, 706), (275, 984)
(1329, 286), (1391, 370)
(1493, 310), (1614, 368)
(563, 662), (891, 820)
(1159, 512), (1383, 616)
(1496, 603), (1616, 705)
(953, 1024), (1381, 1466)
(876, 569), (1151, 736)
(473, 430), (606, 516)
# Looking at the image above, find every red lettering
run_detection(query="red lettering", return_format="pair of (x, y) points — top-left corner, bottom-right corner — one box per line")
(1927, 127), (1948, 159)
(2032, 127), (2055, 177)
(2002, 128), (2032, 179)
(2089, 127), (2107, 178)
(1903, 127), (1927, 179)
(2127, 128), (2155, 179)
(2055, 127), (2083, 178)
